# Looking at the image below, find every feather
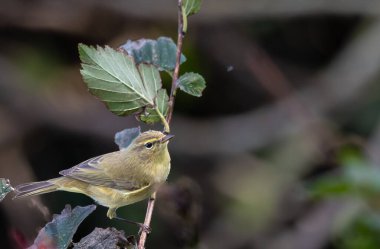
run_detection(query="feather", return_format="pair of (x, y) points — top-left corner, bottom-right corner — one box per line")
(59, 153), (141, 190)
(13, 180), (57, 198)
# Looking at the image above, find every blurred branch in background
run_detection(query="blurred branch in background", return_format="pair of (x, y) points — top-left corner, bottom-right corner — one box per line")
(266, 200), (350, 249)
(202, 126), (337, 248)
(0, 109), (49, 242)
(1, 18), (380, 156)
(173, 18), (380, 155)
(366, 122), (380, 165)
(1, 0), (380, 30)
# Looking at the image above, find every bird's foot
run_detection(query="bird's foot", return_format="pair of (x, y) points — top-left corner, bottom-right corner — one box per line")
(138, 223), (152, 235)
(114, 216), (151, 235)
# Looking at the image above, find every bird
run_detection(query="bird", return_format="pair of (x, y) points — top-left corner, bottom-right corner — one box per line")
(13, 130), (174, 231)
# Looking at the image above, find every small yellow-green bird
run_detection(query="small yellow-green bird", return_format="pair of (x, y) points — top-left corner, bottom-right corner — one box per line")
(14, 130), (173, 230)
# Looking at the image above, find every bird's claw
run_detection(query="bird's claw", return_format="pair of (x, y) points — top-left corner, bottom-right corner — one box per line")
(138, 224), (152, 235)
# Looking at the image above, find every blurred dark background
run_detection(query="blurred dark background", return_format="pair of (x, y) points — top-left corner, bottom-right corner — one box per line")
(2, 0), (380, 248)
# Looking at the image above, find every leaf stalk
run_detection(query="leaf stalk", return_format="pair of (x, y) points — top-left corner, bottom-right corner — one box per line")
(156, 106), (170, 133)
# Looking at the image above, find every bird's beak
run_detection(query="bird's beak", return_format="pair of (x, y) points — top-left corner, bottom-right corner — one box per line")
(160, 134), (175, 143)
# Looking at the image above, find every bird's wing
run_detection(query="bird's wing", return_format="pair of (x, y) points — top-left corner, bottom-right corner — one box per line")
(59, 153), (141, 191)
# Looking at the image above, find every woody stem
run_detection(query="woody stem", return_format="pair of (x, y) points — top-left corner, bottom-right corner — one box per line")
(138, 0), (184, 248)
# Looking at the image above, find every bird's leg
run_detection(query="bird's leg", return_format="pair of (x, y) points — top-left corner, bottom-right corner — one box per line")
(108, 208), (151, 234)
(114, 216), (152, 235)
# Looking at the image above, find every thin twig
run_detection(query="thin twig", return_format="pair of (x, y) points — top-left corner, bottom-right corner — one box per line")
(138, 0), (184, 248)
(166, 0), (185, 125)
(138, 192), (156, 249)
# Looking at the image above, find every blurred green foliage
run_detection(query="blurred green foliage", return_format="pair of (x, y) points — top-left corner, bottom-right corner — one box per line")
(0, 178), (13, 202)
(311, 145), (380, 249)
(336, 213), (380, 249)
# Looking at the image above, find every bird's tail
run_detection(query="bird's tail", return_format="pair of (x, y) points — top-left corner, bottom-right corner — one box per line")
(13, 178), (60, 199)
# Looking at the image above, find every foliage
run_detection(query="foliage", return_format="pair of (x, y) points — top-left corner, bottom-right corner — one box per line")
(0, 178), (13, 202)
(178, 72), (206, 97)
(79, 44), (164, 118)
(310, 148), (380, 198)
(73, 227), (137, 249)
(29, 205), (96, 249)
(139, 89), (169, 124)
(336, 213), (380, 249)
(310, 146), (380, 249)
(119, 37), (186, 71)
(183, 0), (202, 16)
(77, 0), (205, 248)
(5, 1), (206, 248)
(115, 126), (141, 150)
(182, 0), (202, 32)
(79, 37), (205, 126)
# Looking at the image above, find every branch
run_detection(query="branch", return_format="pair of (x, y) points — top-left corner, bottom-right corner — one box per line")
(266, 200), (354, 249)
(166, 0), (185, 125)
(1, 0), (380, 34)
(138, 0), (185, 248)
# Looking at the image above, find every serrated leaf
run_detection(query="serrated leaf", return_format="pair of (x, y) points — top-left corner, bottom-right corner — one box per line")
(115, 127), (141, 150)
(119, 37), (186, 71)
(156, 89), (169, 116)
(79, 44), (162, 116)
(139, 64), (162, 101)
(0, 178), (13, 202)
(30, 205), (96, 249)
(140, 89), (169, 124)
(178, 72), (206, 97)
(183, 0), (202, 16)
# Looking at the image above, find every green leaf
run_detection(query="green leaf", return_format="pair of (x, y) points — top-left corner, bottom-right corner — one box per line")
(183, 0), (202, 16)
(140, 89), (169, 124)
(0, 178), (13, 202)
(119, 37), (186, 71)
(345, 165), (380, 193)
(79, 44), (162, 116)
(178, 72), (206, 97)
(115, 127), (141, 150)
(31, 205), (96, 249)
(139, 63), (162, 101)
(309, 177), (353, 198)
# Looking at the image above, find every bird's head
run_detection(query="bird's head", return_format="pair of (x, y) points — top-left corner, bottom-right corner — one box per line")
(130, 130), (174, 159)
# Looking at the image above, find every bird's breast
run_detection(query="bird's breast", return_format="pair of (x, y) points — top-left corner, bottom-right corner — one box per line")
(153, 161), (170, 183)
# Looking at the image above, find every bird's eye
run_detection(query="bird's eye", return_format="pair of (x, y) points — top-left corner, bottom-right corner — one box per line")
(144, 142), (153, 149)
